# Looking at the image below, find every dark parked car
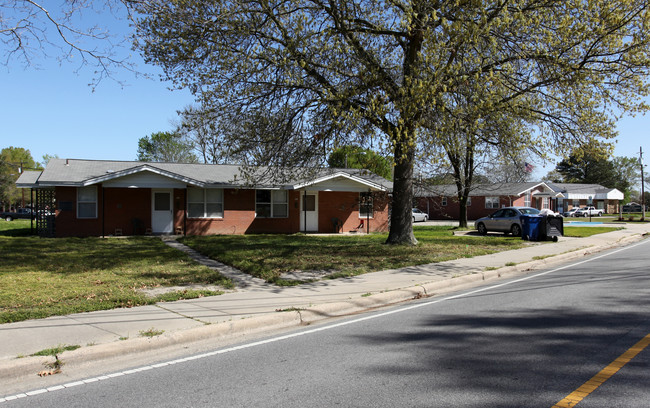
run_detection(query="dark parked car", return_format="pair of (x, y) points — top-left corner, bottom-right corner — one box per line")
(563, 208), (579, 217)
(475, 207), (541, 236)
(1, 208), (33, 221)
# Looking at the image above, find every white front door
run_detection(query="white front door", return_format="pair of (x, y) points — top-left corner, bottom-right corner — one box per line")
(300, 191), (319, 232)
(152, 189), (173, 234)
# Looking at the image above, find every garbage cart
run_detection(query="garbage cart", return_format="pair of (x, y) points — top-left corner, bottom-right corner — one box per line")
(543, 215), (564, 242)
(520, 214), (544, 241)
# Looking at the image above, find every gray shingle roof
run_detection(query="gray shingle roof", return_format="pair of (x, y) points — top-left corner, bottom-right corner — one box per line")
(416, 181), (621, 199)
(417, 182), (549, 197)
(14, 170), (42, 188)
(546, 182), (617, 194)
(16, 159), (393, 191)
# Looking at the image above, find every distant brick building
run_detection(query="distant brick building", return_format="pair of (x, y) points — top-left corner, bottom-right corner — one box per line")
(415, 182), (623, 220)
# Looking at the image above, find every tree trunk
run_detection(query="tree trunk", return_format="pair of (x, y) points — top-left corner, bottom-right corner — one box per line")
(458, 194), (468, 229)
(386, 141), (417, 245)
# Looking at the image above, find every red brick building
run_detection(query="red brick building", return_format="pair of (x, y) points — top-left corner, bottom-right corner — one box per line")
(415, 181), (623, 220)
(16, 159), (391, 237)
(415, 182), (563, 220)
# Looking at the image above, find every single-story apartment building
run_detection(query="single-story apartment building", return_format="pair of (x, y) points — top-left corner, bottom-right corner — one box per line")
(415, 181), (623, 220)
(16, 159), (392, 238)
(545, 183), (624, 214)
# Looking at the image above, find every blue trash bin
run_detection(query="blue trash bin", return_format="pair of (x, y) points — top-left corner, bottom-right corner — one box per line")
(520, 214), (544, 241)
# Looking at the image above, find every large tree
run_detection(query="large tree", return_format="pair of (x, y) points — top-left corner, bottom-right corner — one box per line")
(176, 104), (320, 171)
(137, 131), (198, 163)
(553, 150), (640, 199)
(0, 147), (39, 211)
(420, 72), (537, 228)
(328, 145), (393, 180)
(131, 1), (650, 245)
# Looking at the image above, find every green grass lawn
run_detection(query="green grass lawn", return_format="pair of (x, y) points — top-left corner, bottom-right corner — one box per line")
(563, 226), (623, 237)
(0, 219), (34, 236)
(0, 226), (234, 324)
(180, 226), (527, 284)
(0, 220), (623, 324)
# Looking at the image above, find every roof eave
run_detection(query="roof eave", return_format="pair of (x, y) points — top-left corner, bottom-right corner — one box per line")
(293, 172), (389, 191)
(82, 165), (206, 188)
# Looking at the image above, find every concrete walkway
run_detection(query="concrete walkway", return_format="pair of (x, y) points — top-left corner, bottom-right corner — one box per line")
(2, 222), (649, 394)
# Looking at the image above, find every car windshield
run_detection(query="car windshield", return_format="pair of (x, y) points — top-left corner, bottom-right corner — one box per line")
(518, 208), (541, 215)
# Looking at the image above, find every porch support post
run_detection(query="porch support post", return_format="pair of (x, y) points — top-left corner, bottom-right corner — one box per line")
(366, 188), (371, 234)
(183, 204), (187, 236)
(101, 186), (105, 238)
(30, 188), (34, 235)
(303, 189), (307, 234)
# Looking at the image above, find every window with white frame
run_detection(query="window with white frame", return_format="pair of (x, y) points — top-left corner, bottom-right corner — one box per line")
(441, 196), (447, 206)
(485, 196), (500, 209)
(543, 197), (549, 209)
(188, 188), (223, 218)
(256, 190), (288, 218)
(77, 186), (97, 219)
(524, 191), (531, 207)
(359, 192), (374, 218)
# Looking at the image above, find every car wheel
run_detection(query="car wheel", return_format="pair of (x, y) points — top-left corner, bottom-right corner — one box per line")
(477, 223), (487, 235)
(5, 216), (13, 222)
(413, 216), (416, 222)
(424, 216), (428, 222)
(511, 224), (522, 237)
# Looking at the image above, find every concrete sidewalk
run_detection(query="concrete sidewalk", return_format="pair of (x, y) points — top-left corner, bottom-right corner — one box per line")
(2, 222), (649, 391)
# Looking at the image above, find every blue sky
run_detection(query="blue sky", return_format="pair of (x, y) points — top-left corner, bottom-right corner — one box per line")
(2, 59), (195, 166)
(0, 5), (647, 180)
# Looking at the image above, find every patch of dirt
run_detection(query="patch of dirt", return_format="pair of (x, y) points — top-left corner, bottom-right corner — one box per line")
(139, 284), (229, 297)
(279, 270), (336, 281)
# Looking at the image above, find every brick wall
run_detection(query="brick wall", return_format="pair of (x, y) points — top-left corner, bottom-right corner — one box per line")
(318, 191), (389, 233)
(53, 187), (390, 237)
(416, 195), (519, 221)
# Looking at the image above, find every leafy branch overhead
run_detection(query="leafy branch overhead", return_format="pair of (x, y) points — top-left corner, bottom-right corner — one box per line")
(128, 1), (650, 244)
(1, 1), (137, 87)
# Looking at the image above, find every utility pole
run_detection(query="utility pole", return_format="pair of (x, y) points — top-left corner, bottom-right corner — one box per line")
(641, 147), (646, 220)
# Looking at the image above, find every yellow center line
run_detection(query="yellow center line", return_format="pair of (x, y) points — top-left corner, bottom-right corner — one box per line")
(552, 333), (650, 408)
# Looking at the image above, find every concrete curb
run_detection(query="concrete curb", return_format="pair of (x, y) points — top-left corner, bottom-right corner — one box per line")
(2, 230), (647, 384)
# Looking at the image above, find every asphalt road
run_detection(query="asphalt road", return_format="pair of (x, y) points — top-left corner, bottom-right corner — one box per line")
(5, 239), (650, 407)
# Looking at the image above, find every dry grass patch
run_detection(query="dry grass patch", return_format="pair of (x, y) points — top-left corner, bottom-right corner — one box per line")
(0, 236), (233, 323)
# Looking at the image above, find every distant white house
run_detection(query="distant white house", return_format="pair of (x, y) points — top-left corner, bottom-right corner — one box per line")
(547, 183), (624, 214)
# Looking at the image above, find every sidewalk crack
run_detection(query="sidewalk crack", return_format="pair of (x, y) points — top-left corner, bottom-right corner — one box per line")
(154, 304), (211, 326)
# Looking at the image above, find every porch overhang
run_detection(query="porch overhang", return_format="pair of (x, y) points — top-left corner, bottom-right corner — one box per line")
(82, 165), (205, 188)
(292, 172), (390, 192)
(532, 191), (565, 199)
